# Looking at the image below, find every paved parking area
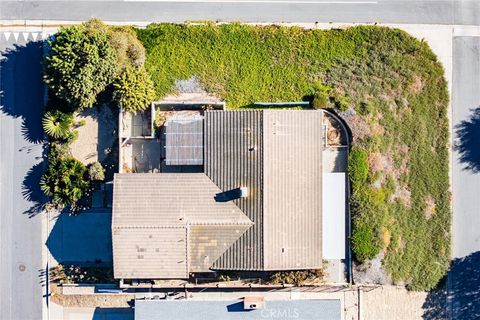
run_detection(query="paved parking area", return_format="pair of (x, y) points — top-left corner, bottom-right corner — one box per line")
(47, 209), (112, 265)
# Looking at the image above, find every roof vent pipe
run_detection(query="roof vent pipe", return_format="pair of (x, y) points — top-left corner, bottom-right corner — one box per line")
(239, 187), (249, 198)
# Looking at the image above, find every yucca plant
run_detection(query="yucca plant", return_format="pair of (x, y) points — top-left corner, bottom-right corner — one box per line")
(42, 110), (74, 139)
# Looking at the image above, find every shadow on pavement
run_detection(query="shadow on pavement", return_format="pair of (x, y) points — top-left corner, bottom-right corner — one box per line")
(1, 40), (47, 217)
(46, 209), (113, 266)
(0, 41), (45, 144)
(455, 107), (480, 173)
(92, 307), (134, 320)
(22, 161), (47, 218)
(423, 251), (480, 320)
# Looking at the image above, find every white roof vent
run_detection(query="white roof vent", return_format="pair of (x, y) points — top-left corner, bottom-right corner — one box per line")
(239, 187), (249, 198)
(243, 297), (265, 310)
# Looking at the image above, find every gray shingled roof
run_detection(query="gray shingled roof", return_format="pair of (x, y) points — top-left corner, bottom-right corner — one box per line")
(206, 110), (323, 271)
(113, 110), (324, 279)
(112, 173), (252, 279)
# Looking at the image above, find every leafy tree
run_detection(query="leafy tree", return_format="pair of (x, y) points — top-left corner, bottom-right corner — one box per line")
(83, 19), (146, 70)
(40, 155), (90, 207)
(113, 66), (155, 113)
(42, 110), (73, 139)
(44, 25), (117, 111)
(109, 26), (146, 69)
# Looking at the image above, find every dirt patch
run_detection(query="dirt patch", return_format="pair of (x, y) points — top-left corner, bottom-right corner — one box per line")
(391, 185), (412, 208)
(50, 284), (134, 308)
(362, 285), (428, 320)
(323, 112), (348, 146)
(425, 196), (436, 220)
(369, 152), (384, 173)
(70, 106), (118, 166)
(343, 112), (370, 144)
(353, 252), (392, 285)
(410, 75), (424, 94)
(370, 122), (385, 136)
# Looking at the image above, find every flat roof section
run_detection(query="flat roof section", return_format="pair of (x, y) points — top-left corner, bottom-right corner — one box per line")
(135, 299), (341, 320)
(322, 172), (346, 260)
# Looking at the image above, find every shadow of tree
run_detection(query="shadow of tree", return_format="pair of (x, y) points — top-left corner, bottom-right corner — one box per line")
(423, 251), (480, 320)
(22, 160), (47, 218)
(454, 107), (480, 173)
(0, 41), (46, 144)
(1, 40), (47, 216)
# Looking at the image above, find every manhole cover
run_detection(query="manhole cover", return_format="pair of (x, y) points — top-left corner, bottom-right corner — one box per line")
(18, 264), (26, 272)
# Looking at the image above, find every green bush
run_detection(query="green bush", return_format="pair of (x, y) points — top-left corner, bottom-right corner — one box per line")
(88, 162), (105, 181)
(334, 95), (350, 112)
(312, 91), (329, 109)
(44, 24), (117, 111)
(42, 110), (74, 139)
(109, 26), (146, 69)
(351, 220), (381, 262)
(114, 66), (156, 113)
(348, 147), (369, 188)
(40, 155), (90, 207)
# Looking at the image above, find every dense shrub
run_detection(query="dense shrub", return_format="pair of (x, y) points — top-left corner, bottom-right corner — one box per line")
(44, 25), (117, 111)
(88, 161), (105, 181)
(40, 155), (90, 207)
(114, 66), (155, 113)
(312, 91), (329, 109)
(109, 26), (146, 69)
(351, 220), (381, 262)
(348, 147), (369, 188)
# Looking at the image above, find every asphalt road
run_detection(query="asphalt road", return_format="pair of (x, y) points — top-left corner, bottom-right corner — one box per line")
(0, 33), (45, 320)
(0, 0), (478, 25)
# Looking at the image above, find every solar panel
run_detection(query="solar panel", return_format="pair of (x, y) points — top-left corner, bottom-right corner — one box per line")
(164, 115), (204, 165)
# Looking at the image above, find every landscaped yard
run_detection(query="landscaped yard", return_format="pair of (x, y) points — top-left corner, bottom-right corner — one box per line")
(136, 24), (450, 291)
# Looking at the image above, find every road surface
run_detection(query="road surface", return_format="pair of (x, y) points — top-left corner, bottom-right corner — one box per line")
(0, 32), (46, 320)
(0, 0), (478, 25)
(448, 35), (480, 320)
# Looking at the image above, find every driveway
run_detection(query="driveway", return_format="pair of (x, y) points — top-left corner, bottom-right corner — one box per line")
(47, 209), (113, 266)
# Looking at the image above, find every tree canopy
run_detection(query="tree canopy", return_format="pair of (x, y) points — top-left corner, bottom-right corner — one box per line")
(113, 66), (155, 113)
(44, 25), (117, 111)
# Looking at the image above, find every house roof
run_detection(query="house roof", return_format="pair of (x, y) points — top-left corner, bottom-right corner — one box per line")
(206, 110), (323, 271)
(112, 173), (252, 279)
(112, 110), (324, 279)
(135, 299), (341, 320)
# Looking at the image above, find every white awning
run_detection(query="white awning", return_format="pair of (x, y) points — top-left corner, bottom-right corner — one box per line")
(322, 172), (346, 260)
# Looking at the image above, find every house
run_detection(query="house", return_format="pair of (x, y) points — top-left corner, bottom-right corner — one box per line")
(112, 109), (346, 280)
(134, 298), (342, 320)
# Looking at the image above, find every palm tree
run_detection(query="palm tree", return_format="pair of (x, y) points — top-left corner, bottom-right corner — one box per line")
(40, 156), (90, 207)
(42, 110), (73, 139)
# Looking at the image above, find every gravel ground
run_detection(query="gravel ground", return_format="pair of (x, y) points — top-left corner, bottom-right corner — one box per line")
(362, 285), (428, 320)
